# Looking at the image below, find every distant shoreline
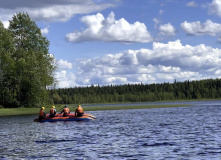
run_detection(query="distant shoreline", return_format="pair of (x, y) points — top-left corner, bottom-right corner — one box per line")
(0, 104), (191, 117)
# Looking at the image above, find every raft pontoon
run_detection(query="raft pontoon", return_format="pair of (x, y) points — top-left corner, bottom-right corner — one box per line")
(34, 113), (96, 122)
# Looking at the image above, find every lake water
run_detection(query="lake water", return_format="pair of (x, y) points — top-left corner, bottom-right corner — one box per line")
(1, 100), (221, 159)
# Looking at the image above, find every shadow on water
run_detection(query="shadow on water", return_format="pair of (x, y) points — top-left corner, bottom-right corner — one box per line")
(1, 100), (221, 159)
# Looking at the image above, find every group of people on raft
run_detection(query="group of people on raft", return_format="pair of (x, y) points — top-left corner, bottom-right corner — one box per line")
(39, 105), (84, 120)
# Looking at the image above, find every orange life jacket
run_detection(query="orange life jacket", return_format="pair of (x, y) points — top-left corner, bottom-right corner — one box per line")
(39, 110), (44, 116)
(50, 108), (54, 114)
(63, 108), (70, 114)
(76, 106), (84, 113)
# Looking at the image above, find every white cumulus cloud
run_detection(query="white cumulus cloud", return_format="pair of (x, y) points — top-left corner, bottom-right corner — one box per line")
(57, 59), (73, 69)
(54, 59), (75, 88)
(181, 19), (221, 36)
(0, 0), (114, 23)
(208, 0), (221, 17)
(66, 12), (153, 43)
(55, 70), (77, 88)
(159, 23), (176, 36)
(72, 40), (221, 86)
(41, 27), (49, 35)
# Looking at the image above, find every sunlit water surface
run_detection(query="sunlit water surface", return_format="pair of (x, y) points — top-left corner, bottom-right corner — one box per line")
(1, 101), (221, 159)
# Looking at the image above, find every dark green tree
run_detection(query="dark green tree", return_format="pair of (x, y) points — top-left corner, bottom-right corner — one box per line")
(0, 13), (56, 107)
(0, 21), (16, 107)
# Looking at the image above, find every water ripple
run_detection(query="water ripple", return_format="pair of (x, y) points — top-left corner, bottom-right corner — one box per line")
(141, 142), (177, 147)
(35, 139), (76, 144)
(1, 102), (221, 159)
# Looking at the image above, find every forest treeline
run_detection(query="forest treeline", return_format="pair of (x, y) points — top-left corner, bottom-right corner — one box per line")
(48, 78), (221, 105)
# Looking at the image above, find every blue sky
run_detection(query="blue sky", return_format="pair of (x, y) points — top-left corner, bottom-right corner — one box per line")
(1, 0), (221, 88)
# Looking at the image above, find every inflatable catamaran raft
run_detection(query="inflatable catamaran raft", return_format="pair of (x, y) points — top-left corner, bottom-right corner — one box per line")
(34, 113), (96, 122)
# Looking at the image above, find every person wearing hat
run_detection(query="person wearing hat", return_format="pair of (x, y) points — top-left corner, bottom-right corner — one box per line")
(60, 105), (70, 117)
(39, 107), (46, 120)
(50, 106), (56, 118)
(75, 105), (84, 117)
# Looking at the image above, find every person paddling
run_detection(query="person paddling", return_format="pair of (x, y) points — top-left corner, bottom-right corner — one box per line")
(39, 107), (46, 120)
(60, 105), (70, 117)
(49, 106), (56, 118)
(75, 104), (84, 117)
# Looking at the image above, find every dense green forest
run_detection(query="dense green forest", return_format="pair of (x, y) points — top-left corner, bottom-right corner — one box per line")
(0, 13), (55, 108)
(48, 78), (221, 105)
